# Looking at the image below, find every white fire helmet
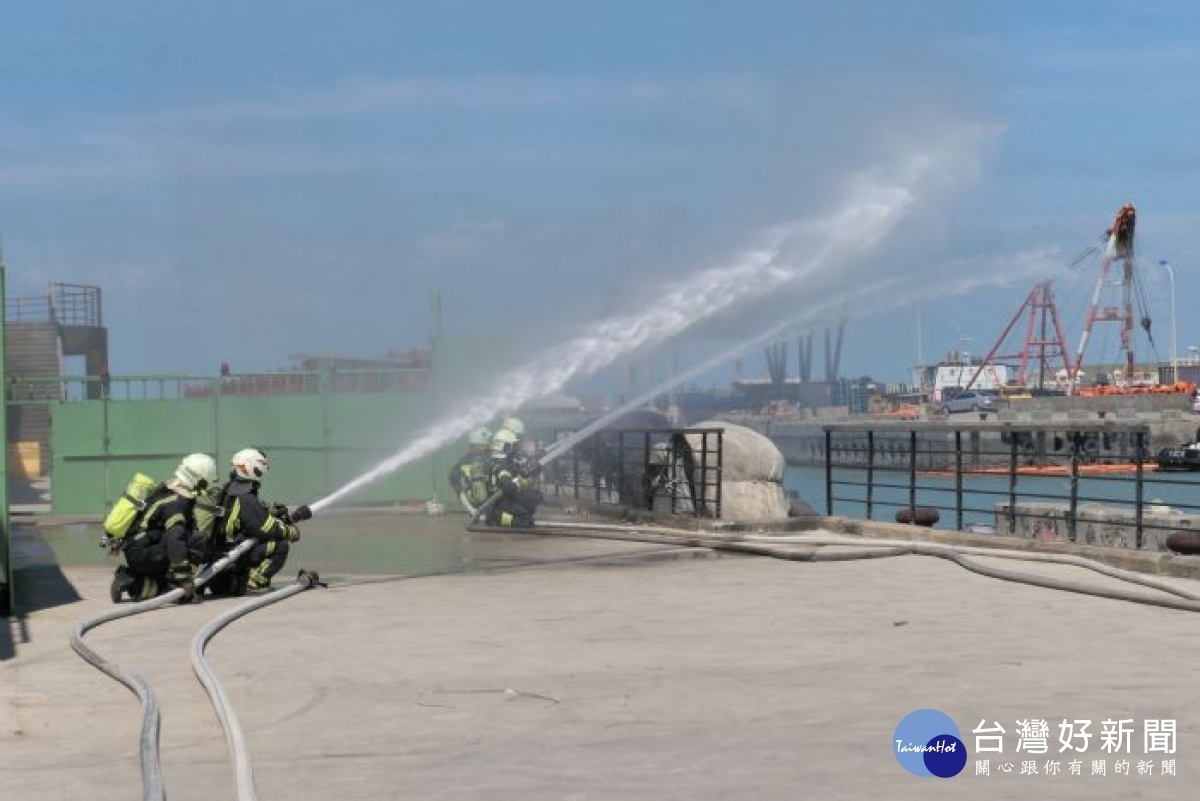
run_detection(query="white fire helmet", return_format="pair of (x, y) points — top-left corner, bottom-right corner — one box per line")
(501, 417), (525, 438)
(175, 453), (218, 492)
(491, 428), (519, 457)
(231, 447), (270, 482)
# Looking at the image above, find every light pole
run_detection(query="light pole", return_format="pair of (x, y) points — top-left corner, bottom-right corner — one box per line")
(1159, 259), (1179, 383)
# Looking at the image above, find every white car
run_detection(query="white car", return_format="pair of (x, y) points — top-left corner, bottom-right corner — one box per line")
(940, 390), (998, 414)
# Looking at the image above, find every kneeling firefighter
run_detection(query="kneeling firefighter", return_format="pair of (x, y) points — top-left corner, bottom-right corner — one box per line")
(496, 417), (535, 474)
(448, 426), (493, 515)
(206, 447), (306, 595)
(111, 453), (219, 603)
(485, 427), (543, 528)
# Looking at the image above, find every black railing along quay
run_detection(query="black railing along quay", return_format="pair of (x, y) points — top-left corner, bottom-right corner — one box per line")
(543, 426), (723, 519)
(822, 419), (1200, 551)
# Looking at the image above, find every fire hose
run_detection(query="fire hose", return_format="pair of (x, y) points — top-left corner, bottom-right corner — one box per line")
(70, 538), (260, 801)
(191, 570), (326, 801)
(70, 504), (316, 801)
(463, 443), (1200, 612)
(456, 410), (1200, 610)
(465, 519), (1200, 613)
(464, 440), (1200, 612)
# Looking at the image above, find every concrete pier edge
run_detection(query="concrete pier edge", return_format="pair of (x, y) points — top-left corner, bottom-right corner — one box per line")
(820, 515), (1200, 580)
(538, 496), (1200, 581)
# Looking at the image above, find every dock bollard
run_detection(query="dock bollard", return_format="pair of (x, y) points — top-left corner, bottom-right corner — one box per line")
(895, 507), (940, 526)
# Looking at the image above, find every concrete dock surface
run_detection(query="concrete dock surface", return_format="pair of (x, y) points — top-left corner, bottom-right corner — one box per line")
(3, 512), (1199, 800)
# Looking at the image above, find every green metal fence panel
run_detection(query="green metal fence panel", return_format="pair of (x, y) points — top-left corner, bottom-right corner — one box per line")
(64, 456), (184, 515)
(49, 401), (111, 513)
(51, 398), (107, 452)
(212, 394), (327, 503)
(327, 388), (437, 441)
(326, 451), (437, 505)
(49, 382), (469, 515)
(107, 399), (216, 456)
(214, 394), (323, 454)
(323, 390), (446, 505)
(53, 398), (216, 514)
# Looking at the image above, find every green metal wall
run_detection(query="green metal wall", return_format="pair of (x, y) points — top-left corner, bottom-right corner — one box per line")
(51, 376), (467, 516)
(0, 264), (10, 613)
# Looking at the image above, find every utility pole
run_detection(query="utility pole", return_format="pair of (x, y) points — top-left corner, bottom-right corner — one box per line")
(915, 304), (923, 369)
(1160, 260), (1179, 382)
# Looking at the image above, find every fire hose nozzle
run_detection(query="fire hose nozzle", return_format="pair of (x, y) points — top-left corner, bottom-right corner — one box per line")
(291, 505), (313, 523)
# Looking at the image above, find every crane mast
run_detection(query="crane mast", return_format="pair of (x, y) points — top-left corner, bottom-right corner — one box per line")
(1072, 203), (1138, 390)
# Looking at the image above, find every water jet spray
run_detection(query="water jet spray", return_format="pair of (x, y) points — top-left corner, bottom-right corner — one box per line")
(308, 130), (998, 514)
(465, 247), (1064, 524)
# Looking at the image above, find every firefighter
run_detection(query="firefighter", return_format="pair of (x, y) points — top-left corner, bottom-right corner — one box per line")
(205, 447), (301, 596)
(485, 428), (543, 528)
(493, 416), (537, 474)
(448, 425), (493, 515)
(110, 453), (219, 603)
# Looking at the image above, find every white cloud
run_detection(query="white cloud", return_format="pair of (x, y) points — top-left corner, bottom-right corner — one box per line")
(0, 72), (756, 188)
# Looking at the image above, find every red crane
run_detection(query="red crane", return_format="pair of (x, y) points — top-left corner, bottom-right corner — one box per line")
(964, 280), (1073, 393)
(1072, 203), (1151, 388)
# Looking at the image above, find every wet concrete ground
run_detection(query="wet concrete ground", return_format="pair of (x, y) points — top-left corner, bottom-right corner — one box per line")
(3, 510), (1200, 800)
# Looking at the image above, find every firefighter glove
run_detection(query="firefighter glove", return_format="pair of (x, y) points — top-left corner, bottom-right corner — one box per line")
(170, 563), (196, 600)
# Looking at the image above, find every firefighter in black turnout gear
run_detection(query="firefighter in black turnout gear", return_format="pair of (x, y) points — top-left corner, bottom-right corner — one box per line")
(485, 427), (543, 529)
(206, 447), (302, 595)
(111, 453), (219, 603)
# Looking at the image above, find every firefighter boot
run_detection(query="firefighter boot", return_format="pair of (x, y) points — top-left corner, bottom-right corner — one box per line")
(110, 566), (136, 603)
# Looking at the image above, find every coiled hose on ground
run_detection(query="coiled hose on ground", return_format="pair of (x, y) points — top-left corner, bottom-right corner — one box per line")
(69, 538), (257, 801)
(465, 519), (1200, 613)
(190, 570), (325, 801)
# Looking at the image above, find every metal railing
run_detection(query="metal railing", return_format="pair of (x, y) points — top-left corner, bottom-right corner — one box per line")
(5, 369), (432, 404)
(51, 283), (102, 326)
(542, 426), (723, 518)
(5, 294), (53, 323)
(4, 282), (102, 326)
(822, 420), (1200, 550)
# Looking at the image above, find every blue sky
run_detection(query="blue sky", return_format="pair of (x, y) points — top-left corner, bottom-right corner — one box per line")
(3, 1), (1200, 394)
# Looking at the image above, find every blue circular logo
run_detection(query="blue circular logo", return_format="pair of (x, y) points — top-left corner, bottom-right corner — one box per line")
(893, 709), (967, 778)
